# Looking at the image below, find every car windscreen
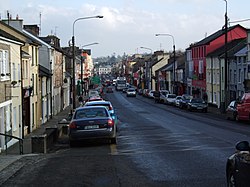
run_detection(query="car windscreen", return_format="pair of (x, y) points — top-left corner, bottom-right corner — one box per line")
(191, 98), (203, 103)
(75, 108), (108, 119)
(168, 95), (176, 98)
(85, 103), (111, 110)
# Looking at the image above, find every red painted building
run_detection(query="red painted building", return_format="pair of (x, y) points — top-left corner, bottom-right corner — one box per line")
(188, 24), (247, 97)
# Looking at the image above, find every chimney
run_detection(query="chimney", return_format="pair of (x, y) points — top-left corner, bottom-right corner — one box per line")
(24, 25), (40, 37)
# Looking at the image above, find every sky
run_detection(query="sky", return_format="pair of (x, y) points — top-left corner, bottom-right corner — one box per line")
(0, 0), (250, 58)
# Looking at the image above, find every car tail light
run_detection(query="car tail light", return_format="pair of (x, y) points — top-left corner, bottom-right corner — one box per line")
(69, 122), (77, 129)
(108, 119), (114, 127)
(109, 106), (113, 110)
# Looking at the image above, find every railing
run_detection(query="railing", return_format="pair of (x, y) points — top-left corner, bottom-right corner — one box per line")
(0, 133), (23, 155)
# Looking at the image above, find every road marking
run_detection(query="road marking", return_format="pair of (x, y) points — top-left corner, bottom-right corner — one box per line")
(110, 144), (118, 155)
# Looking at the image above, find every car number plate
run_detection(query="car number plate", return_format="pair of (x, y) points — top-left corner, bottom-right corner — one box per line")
(197, 107), (202, 109)
(85, 125), (99, 130)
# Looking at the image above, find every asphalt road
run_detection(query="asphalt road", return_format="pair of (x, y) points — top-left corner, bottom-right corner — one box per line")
(2, 90), (250, 187)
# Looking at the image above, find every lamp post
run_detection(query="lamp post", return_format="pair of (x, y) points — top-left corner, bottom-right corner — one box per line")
(140, 47), (153, 89)
(221, 0), (228, 113)
(72, 16), (103, 110)
(80, 42), (99, 95)
(140, 46), (152, 54)
(155, 33), (176, 94)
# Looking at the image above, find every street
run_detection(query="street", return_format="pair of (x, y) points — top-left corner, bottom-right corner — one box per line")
(2, 90), (250, 187)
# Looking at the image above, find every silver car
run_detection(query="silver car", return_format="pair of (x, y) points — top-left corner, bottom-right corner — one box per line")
(68, 106), (117, 146)
(126, 88), (136, 97)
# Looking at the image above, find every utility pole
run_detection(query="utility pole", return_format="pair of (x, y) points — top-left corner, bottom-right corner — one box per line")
(222, 0), (228, 113)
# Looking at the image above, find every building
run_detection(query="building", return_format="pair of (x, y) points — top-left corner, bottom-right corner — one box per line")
(186, 24), (247, 99)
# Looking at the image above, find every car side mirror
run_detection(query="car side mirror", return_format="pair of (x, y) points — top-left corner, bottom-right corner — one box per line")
(235, 141), (250, 151)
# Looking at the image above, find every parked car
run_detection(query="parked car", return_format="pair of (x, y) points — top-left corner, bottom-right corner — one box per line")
(226, 100), (237, 121)
(68, 106), (117, 146)
(126, 88), (136, 97)
(179, 94), (193, 109)
(88, 90), (100, 98)
(236, 93), (250, 121)
(153, 91), (161, 103)
(142, 89), (150, 97)
(122, 87), (128, 93)
(159, 91), (168, 103)
(164, 94), (177, 105)
(174, 96), (183, 107)
(138, 89), (143, 95)
(84, 100), (118, 126)
(187, 98), (208, 112)
(85, 96), (103, 103)
(148, 90), (155, 99)
(226, 141), (250, 186)
(106, 86), (113, 93)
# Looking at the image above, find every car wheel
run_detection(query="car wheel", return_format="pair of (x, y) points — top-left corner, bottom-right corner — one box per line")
(204, 108), (208, 113)
(110, 137), (117, 144)
(232, 113), (237, 121)
(235, 113), (240, 122)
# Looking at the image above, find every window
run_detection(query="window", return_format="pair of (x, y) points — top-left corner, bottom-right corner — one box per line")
(229, 69), (232, 83)
(32, 46), (34, 66)
(234, 70), (236, 84)
(0, 50), (10, 81)
(213, 92), (217, 103)
(238, 69), (241, 83)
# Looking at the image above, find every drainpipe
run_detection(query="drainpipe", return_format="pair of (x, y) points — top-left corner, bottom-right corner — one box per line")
(20, 44), (25, 139)
(50, 60), (53, 119)
(211, 57), (214, 103)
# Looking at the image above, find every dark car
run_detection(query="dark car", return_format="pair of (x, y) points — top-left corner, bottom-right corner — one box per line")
(68, 106), (117, 146)
(226, 141), (250, 186)
(106, 86), (113, 93)
(179, 94), (193, 109)
(84, 100), (118, 126)
(153, 90), (161, 103)
(187, 98), (208, 112)
(226, 100), (238, 121)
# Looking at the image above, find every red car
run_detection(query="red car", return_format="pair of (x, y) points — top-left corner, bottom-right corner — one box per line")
(236, 93), (250, 121)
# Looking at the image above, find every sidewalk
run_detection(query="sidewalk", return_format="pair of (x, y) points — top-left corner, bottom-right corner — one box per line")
(0, 105), (73, 173)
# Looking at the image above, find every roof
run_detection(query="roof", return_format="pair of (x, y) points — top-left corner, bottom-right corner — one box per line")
(191, 24), (246, 47)
(235, 46), (247, 56)
(0, 29), (24, 44)
(39, 64), (52, 77)
(85, 100), (111, 105)
(207, 38), (246, 58)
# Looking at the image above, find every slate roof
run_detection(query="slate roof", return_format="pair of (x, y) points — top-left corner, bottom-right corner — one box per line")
(0, 29), (24, 43)
(39, 64), (52, 77)
(235, 46), (247, 56)
(207, 38), (246, 58)
(191, 24), (246, 47)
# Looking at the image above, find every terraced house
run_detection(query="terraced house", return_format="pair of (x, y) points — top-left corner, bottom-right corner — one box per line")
(0, 17), (71, 152)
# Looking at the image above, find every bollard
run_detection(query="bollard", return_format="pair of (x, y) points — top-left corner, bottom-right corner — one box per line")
(31, 134), (47, 153)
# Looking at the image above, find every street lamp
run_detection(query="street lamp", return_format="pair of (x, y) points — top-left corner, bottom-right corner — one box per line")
(72, 15), (103, 110)
(140, 46), (153, 89)
(221, 0), (228, 112)
(140, 46), (152, 54)
(155, 33), (176, 94)
(80, 42), (99, 95)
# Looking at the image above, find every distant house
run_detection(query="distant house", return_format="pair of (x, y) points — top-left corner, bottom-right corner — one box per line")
(98, 65), (112, 75)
